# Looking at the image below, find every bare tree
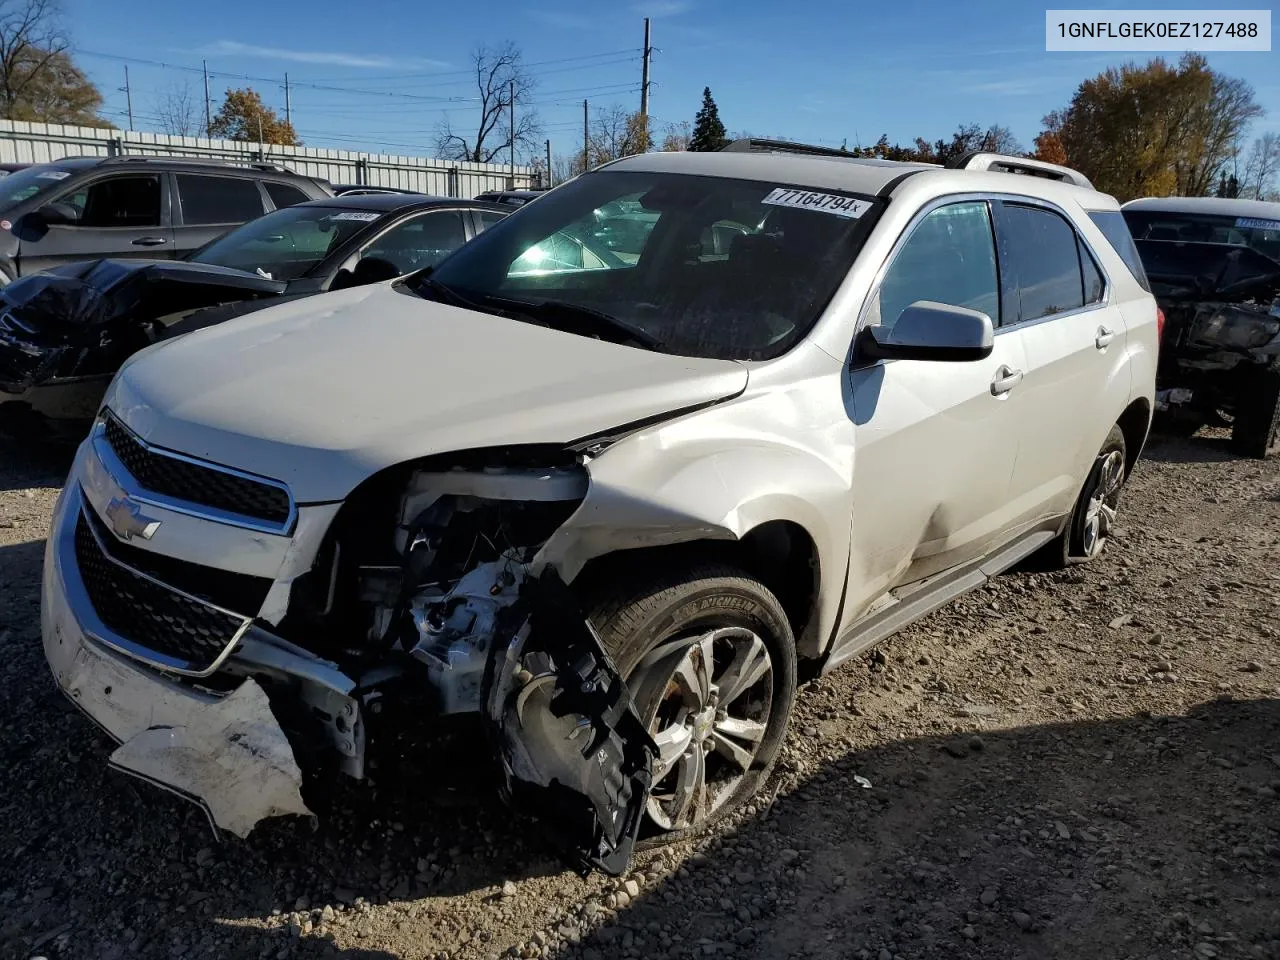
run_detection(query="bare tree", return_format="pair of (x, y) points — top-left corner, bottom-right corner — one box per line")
(434, 42), (541, 164)
(660, 120), (691, 152)
(1240, 132), (1280, 201)
(551, 153), (582, 184)
(0, 0), (69, 120)
(154, 81), (199, 137)
(586, 104), (648, 166)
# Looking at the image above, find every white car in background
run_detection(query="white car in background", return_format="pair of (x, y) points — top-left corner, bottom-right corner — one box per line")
(42, 143), (1158, 874)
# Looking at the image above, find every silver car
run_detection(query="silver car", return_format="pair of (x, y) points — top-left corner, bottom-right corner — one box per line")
(41, 146), (1158, 875)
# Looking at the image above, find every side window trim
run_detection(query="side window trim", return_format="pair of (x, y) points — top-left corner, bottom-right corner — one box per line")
(856, 193), (1002, 335)
(990, 195), (1113, 333)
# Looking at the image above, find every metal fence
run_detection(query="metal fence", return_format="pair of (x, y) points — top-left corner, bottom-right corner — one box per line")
(0, 120), (535, 197)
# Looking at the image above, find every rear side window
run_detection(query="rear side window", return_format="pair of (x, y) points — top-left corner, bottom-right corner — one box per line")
(475, 210), (506, 232)
(176, 174), (266, 225)
(1001, 204), (1084, 321)
(1079, 239), (1105, 305)
(264, 181), (311, 210)
(1090, 210), (1151, 292)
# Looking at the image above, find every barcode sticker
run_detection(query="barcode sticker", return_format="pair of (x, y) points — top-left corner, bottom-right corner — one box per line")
(762, 188), (871, 219)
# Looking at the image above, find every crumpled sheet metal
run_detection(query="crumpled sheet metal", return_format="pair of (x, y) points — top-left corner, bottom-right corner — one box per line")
(108, 678), (312, 838)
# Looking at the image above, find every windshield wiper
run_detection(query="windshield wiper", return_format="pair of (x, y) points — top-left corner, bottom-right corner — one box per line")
(478, 295), (664, 350)
(410, 275), (485, 312)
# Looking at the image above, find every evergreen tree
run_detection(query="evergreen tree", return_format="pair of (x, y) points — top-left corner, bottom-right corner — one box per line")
(689, 87), (728, 152)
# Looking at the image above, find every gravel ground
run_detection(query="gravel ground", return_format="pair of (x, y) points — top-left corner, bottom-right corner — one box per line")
(1, 430), (1278, 960)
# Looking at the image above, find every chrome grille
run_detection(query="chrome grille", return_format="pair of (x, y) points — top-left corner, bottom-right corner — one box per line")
(74, 507), (249, 674)
(103, 413), (292, 527)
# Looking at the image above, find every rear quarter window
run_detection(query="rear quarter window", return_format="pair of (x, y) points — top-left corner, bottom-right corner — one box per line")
(1089, 211), (1151, 293)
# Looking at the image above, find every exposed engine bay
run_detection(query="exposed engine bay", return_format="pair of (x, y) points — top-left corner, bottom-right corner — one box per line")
(253, 455), (656, 873)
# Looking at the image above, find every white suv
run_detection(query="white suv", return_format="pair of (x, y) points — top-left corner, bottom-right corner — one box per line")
(41, 144), (1158, 874)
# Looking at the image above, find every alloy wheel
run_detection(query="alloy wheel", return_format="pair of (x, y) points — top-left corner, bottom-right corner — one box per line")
(639, 627), (774, 832)
(1081, 449), (1125, 558)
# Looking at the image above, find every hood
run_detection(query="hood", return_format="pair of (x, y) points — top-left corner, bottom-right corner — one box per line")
(105, 283), (748, 503)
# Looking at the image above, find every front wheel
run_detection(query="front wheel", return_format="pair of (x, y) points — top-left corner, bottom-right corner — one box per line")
(586, 563), (797, 844)
(1229, 368), (1280, 459)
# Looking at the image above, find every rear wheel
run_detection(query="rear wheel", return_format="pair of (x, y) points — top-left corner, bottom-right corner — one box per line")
(1035, 425), (1128, 569)
(586, 563), (797, 844)
(1229, 368), (1280, 459)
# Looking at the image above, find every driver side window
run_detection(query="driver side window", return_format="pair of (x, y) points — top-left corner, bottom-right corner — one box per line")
(361, 210), (467, 275)
(60, 175), (162, 228)
(870, 201), (999, 334)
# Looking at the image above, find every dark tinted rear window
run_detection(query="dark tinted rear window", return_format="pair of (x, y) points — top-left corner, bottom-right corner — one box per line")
(176, 174), (265, 225)
(1091, 210), (1151, 292)
(1003, 204), (1084, 321)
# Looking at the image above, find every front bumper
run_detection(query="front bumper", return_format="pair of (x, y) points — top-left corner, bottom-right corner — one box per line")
(41, 469), (359, 836)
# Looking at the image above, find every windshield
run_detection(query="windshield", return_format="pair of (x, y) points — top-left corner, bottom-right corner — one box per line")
(189, 205), (382, 280)
(420, 170), (880, 360)
(1123, 209), (1280, 264)
(0, 164), (75, 211)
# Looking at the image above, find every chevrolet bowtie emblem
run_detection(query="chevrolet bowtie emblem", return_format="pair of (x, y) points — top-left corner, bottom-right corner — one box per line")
(104, 497), (160, 542)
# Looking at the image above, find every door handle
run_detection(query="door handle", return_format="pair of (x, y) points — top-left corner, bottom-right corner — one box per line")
(1095, 325), (1115, 349)
(131, 237), (167, 246)
(990, 366), (1024, 396)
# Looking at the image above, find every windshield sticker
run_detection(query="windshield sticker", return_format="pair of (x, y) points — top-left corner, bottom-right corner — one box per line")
(1235, 217), (1280, 231)
(327, 211), (380, 222)
(762, 188), (870, 219)
(36, 171), (70, 180)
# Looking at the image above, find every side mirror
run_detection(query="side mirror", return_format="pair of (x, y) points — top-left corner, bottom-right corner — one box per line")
(856, 300), (994, 363)
(31, 202), (78, 226)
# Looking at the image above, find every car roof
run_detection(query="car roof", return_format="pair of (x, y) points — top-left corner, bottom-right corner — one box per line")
(1122, 196), (1280, 219)
(600, 150), (1112, 207)
(296, 193), (509, 213)
(32, 155), (321, 181)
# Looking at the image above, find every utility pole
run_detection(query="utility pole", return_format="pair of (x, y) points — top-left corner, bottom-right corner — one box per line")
(284, 73), (292, 127)
(640, 17), (652, 149)
(509, 78), (516, 187)
(545, 138), (552, 188)
(582, 99), (589, 174)
(122, 66), (133, 132)
(202, 60), (212, 136)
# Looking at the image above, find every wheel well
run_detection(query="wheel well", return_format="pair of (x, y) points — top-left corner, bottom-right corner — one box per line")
(570, 521), (821, 654)
(1116, 398), (1152, 475)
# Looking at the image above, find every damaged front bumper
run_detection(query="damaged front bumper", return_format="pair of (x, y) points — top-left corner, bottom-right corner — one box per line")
(43, 467), (656, 872)
(41, 480), (357, 837)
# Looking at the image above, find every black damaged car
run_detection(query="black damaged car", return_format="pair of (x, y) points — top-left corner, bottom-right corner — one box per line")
(0, 193), (508, 437)
(1123, 197), (1280, 458)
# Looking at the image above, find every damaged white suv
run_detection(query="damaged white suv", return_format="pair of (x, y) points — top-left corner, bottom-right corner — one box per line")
(42, 144), (1158, 874)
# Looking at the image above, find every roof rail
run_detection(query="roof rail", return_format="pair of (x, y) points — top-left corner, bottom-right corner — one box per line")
(950, 152), (1093, 190)
(720, 137), (853, 160)
(96, 155), (295, 174)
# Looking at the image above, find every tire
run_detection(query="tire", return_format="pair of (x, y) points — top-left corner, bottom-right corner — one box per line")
(586, 562), (797, 845)
(1229, 368), (1280, 459)
(1034, 425), (1128, 569)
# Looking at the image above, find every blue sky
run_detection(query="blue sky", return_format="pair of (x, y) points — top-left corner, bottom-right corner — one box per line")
(65, 0), (1280, 163)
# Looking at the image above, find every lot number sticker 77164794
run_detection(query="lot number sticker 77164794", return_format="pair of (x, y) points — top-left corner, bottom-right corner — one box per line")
(762, 188), (871, 219)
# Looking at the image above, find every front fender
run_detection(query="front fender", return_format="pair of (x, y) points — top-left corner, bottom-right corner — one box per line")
(537, 349), (854, 659)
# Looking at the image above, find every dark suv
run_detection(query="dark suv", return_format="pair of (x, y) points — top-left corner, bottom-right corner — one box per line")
(0, 156), (331, 284)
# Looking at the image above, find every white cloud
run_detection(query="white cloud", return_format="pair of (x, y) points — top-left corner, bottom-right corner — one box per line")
(204, 40), (448, 70)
